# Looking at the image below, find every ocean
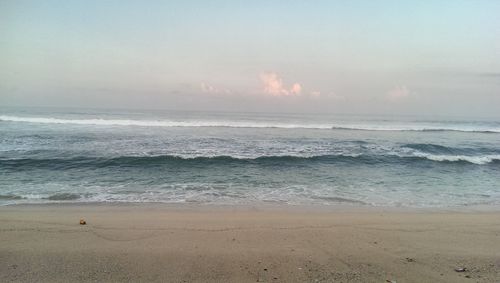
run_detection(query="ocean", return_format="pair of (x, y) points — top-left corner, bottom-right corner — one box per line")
(1, 107), (499, 207)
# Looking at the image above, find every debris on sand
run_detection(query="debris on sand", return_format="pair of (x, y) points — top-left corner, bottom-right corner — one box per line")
(80, 219), (86, 225)
(454, 267), (467, 272)
(405, 257), (415, 262)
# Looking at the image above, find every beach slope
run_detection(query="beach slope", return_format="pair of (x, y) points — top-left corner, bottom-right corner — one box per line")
(0, 204), (499, 282)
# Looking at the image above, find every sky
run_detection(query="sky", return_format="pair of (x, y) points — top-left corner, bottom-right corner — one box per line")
(1, 0), (499, 117)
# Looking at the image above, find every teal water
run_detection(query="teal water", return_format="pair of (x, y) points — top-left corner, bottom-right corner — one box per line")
(1, 107), (499, 207)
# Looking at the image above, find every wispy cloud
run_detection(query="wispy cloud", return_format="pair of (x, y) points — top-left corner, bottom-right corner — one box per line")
(386, 85), (410, 100)
(310, 91), (321, 97)
(200, 82), (232, 95)
(327, 91), (345, 100)
(260, 72), (302, 96)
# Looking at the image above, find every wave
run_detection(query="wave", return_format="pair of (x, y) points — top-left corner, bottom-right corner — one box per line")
(404, 143), (458, 153)
(411, 153), (500, 165)
(1, 115), (499, 133)
(0, 194), (24, 200)
(0, 193), (81, 202)
(331, 126), (500, 133)
(0, 115), (331, 129)
(402, 143), (500, 164)
(1, 153), (499, 171)
(44, 193), (81, 200)
(402, 143), (499, 155)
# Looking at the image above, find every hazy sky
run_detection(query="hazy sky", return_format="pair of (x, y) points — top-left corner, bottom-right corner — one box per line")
(1, 0), (499, 117)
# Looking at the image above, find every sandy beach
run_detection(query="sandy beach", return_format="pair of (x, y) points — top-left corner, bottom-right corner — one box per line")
(0, 204), (498, 282)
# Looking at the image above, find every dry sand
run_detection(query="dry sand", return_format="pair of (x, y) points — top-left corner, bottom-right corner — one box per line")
(0, 204), (499, 282)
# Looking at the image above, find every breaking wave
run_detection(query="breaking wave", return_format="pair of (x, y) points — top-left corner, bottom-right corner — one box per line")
(1, 115), (499, 133)
(1, 152), (499, 171)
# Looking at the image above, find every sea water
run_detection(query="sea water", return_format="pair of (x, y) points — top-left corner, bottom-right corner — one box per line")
(1, 107), (499, 207)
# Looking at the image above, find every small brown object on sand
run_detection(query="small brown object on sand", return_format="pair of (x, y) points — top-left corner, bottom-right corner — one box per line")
(79, 219), (86, 225)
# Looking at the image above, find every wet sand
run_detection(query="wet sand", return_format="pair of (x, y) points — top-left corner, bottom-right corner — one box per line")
(0, 204), (499, 282)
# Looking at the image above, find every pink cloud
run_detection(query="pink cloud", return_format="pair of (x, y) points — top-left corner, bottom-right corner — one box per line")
(260, 72), (302, 96)
(290, 83), (302, 95)
(386, 85), (410, 100)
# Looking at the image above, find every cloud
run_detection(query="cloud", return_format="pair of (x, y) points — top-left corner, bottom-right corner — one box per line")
(200, 82), (231, 95)
(386, 85), (410, 100)
(290, 83), (302, 95)
(327, 91), (345, 100)
(260, 72), (302, 96)
(310, 91), (321, 97)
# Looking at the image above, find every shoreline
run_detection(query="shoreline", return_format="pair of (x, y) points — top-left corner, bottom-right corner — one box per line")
(1, 204), (499, 282)
(2, 201), (500, 213)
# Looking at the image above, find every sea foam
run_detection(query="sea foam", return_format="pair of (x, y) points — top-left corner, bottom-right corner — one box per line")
(1, 115), (499, 133)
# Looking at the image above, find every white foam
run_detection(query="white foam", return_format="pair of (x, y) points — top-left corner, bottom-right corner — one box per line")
(1, 115), (499, 133)
(0, 115), (331, 129)
(413, 152), (500, 165)
(332, 124), (500, 133)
